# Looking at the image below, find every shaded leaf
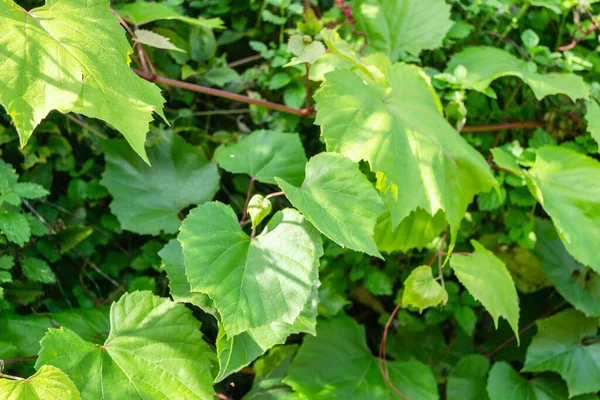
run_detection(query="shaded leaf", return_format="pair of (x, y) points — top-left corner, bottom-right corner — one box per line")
(215, 130), (307, 186)
(284, 314), (438, 399)
(447, 354), (490, 400)
(101, 132), (219, 235)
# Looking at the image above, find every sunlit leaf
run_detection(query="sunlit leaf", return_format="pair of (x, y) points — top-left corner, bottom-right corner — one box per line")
(0, 365), (81, 400)
(402, 266), (448, 312)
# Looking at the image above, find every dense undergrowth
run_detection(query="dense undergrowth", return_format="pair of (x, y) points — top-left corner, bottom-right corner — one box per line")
(1, 0), (600, 399)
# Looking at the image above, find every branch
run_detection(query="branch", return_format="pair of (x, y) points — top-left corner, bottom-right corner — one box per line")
(133, 69), (315, 118)
(461, 121), (543, 132)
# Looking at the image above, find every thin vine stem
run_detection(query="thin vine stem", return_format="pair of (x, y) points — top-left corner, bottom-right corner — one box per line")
(265, 191), (284, 200)
(134, 69), (314, 118)
(461, 121), (543, 132)
(378, 301), (410, 400)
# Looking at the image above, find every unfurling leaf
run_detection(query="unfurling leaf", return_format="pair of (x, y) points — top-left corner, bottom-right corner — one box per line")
(403, 266), (448, 312)
(247, 194), (272, 229)
(285, 35), (325, 67)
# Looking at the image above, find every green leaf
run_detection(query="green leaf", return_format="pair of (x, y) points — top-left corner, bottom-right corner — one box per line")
(0, 255), (14, 270)
(445, 47), (589, 101)
(450, 240), (520, 339)
(354, 0), (453, 57)
(533, 219), (600, 317)
(523, 309), (600, 397)
(243, 345), (299, 400)
(525, 146), (600, 272)
(214, 130), (307, 186)
(374, 209), (446, 253)
(101, 132), (219, 235)
(285, 35), (325, 67)
(0, 0), (166, 162)
(36, 291), (215, 399)
(247, 194), (272, 229)
(585, 99), (600, 150)
(21, 257), (56, 284)
(276, 152), (385, 257)
(487, 361), (591, 400)
(284, 314), (438, 399)
(117, 2), (223, 28)
(134, 29), (185, 52)
(491, 147), (524, 176)
(215, 286), (318, 382)
(12, 182), (49, 199)
(0, 365), (81, 400)
(0, 211), (31, 246)
(179, 202), (323, 338)
(159, 239), (217, 315)
(446, 354), (490, 400)
(403, 266), (448, 312)
(315, 63), (496, 239)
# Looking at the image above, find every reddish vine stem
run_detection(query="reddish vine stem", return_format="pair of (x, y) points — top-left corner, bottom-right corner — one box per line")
(1, 355), (38, 366)
(378, 302), (410, 400)
(461, 121), (543, 132)
(227, 54), (262, 68)
(485, 307), (556, 358)
(240, 178), (256, 226)
(134, 69), (314, 118)
(265, 191), (285, 200)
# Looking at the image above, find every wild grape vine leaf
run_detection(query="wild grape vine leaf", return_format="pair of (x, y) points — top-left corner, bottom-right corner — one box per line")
(525, 146), (600, 273)
(179, 202), (323, 338)
(117, 1), (223, 28)
(158, 239), (216, 315)
(276, 152), (386, 257)
(584, 99), (600, 150)
(0, 307), (109, 357)
(243, 345), (299, 400)
(445, 47), (589, 100)
(36, 291), (216, 400)
(533, 219), (600, 317)
(101, 132), (219, 235)
(446, 355), (490, 400)
(450, 240), (520, 339)
(247, 194), (272, 229)
(354, 0), (453, 57)
(374, 209), (446, 253)
(0, 0), (166, 162)
(403, 266), (448, 312)
(134, 29), (184, 52)
(0, 365), (81, 400)
(315, 63), (496, 238)
(487, 361), (595, 400)
(214, 130), (307, 186)
(285, 35), (325, 67)
(284, 314), (438, 399)
(215, 286), (318, 382)
(523, 309), (600, 397)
